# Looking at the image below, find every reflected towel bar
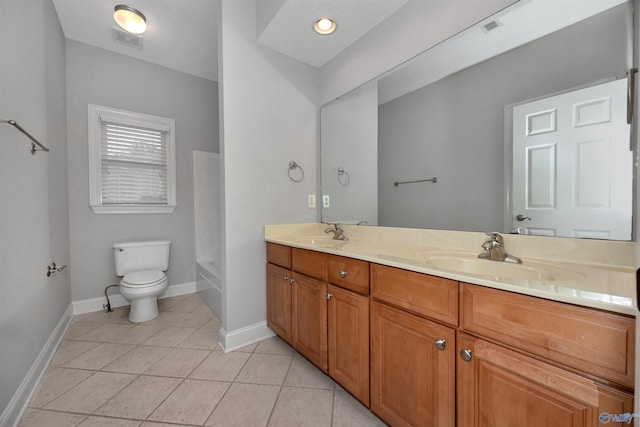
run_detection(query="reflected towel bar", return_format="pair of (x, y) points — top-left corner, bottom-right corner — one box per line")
(1, 119), (50, 154)
(394, 177), (437, 187)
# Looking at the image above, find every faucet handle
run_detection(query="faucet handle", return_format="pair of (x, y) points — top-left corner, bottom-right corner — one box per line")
(484, 232), (504, 244)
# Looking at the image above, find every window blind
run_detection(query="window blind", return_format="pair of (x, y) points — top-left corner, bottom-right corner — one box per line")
(101, 122), (168, 205)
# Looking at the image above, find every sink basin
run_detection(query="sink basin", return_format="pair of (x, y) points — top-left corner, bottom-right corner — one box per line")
(424, 256), (584, 282)
(294, 236), (347, 249)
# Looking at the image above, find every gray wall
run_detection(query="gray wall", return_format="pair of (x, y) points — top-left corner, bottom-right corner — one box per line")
(218, 0), (318, 340)
(66, 40), (219, 302)
(378, 4), (632, 232)
(0, 0), (70, 416)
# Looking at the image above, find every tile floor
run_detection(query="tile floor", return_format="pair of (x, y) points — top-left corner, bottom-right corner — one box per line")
(20, 293), (386, 427)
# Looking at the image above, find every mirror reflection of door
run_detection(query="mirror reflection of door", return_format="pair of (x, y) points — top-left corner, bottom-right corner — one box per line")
(512, 78), (632, 240)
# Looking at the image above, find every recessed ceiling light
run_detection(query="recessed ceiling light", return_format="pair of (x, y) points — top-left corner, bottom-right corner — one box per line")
(314, 17), (336, 35)
(114, 5), (147, 35)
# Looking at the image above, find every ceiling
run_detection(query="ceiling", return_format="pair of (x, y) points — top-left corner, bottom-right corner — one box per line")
(378, 0), (629, 104)
(52, 0), (219, 81)
(51, 0), (414, 82)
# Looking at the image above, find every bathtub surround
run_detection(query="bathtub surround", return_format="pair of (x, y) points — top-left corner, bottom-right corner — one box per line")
(194, 152), (221, 268)
(197, 261), (223, 319)
(194, 151), (223, 319)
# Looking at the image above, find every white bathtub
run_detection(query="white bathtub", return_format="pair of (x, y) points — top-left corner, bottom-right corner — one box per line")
(196, 259), (222, 319)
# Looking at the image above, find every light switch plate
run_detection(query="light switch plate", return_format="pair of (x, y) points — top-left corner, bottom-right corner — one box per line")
(322, 195), (330, 208)
(307, 194), (316, 208)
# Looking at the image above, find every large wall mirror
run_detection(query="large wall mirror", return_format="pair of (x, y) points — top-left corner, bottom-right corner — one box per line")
(320, 0), (635, 240)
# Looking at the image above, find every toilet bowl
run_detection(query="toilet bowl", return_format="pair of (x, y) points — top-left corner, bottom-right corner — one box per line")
(113, 240), (171, 323)
(119, 270), (168, 322)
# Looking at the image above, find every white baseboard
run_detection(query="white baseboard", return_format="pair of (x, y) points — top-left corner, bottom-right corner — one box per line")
(72, 281), (197, 315)
(0, 303), (73, 427)
(218, 321), (275, 353)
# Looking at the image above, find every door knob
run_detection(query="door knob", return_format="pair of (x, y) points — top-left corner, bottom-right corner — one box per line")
(435, 339), (446, 350)
(460, 349), (473, 361)
(516, 214), (531, 221)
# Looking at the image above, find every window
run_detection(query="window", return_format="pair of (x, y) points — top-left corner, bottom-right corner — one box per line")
(88, 104), (176, 214)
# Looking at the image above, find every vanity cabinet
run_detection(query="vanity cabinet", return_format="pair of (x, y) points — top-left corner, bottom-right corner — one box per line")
(292, 271), (328, 371)
(266, 262), (293, 344)
(291, 247), (329, 371)
(266, 243), (294, 344)
(460, 283), (635, 389)
(266, 243), (370, 394)
(266, 242), (635, 426)
(458, 283), (634, 426)
(371, 300), (455, 427)
(266, 243), (328, 358)
(327, 254), (370, 405)
(457, 333), (633, 426)
(370, 264), (457, 426)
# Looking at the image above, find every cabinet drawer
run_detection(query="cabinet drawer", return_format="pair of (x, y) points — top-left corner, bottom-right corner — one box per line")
(371, 264), (458, 326)
(460, 283), (635, 388)
(266, 242), (291, 269)
(292, 248), (327, 281)
(328, 255), (369, 295)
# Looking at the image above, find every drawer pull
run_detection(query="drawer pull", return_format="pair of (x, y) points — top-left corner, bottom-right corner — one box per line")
(326, 293), (333, 300)
(339, 270), (347, 278)
(435, 339), (446, 350)
(460, 349), (472, 362)
(283, 275), (289, 281)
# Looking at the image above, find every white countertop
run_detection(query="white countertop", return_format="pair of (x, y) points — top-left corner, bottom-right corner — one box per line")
(265, 223), (637, 316)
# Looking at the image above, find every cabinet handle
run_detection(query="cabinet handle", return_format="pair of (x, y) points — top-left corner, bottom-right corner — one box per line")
(326, 293), (333, 300)
(283, 275), (289, 281)
(339, 270), (347, 278)
(434, 339), (446, 350)
(289, 278), (294, 284)
(460, 349), (472, 362)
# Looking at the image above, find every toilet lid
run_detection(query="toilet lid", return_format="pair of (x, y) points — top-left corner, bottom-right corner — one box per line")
(122, 270), (165, 287)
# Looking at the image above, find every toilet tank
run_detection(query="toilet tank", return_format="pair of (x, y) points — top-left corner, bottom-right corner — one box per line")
(113, 240), (171, 276)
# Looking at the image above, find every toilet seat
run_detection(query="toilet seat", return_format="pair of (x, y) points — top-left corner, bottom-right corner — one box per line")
(121, 270), (166, 288)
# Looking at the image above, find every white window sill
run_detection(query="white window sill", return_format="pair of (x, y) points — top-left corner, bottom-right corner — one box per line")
(91, 205), (176, 215)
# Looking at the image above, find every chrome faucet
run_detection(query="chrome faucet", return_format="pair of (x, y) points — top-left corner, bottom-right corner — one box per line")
(324, 223), (348, 241)
(478, 232), (522, 264)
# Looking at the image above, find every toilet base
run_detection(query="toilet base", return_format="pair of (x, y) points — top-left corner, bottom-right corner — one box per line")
(128, 296), (160, 323)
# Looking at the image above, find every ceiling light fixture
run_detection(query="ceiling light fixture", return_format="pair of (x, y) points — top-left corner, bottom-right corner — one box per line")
(314, 17), (336, 35)
(113, 5), (147, 35)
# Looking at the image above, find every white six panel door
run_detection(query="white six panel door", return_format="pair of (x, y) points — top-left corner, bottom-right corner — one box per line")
(512, 78), (632, 240)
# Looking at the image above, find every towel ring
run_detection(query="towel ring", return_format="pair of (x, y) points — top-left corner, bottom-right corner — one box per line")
(337, 167), (350, 186)
(288, 161), (304, 182)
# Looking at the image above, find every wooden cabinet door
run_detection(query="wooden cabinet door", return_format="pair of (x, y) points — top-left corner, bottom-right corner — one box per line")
(370, 301), (455, 427)
(266, 263), (292, 344)
(328, 284), (369, 406)
(292, 272), (328, 372)
(457, 333), (634, 427)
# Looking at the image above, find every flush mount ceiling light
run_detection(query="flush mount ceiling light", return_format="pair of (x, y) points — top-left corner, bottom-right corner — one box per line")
(313, 17), (336, 35)
(114, 5), (147, 35)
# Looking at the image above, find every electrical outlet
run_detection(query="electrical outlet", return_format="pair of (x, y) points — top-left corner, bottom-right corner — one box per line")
(307, 194), (316, 208)
(322, 195), (330, 208)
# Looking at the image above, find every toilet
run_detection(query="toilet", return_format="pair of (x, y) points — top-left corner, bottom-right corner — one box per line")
(113, 240), (171, 323)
